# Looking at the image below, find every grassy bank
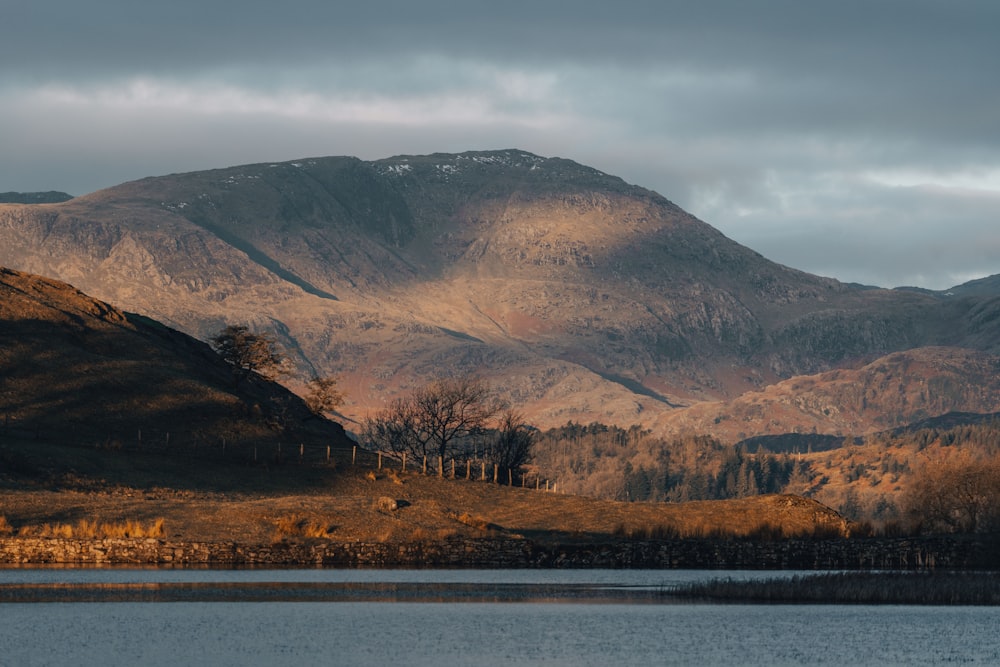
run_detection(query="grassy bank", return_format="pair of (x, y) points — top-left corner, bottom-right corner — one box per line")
(670, 571), (1000, 605)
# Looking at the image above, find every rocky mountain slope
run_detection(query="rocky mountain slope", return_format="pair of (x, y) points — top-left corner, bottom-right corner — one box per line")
(655, 347), (1000, 444)
(0, 267), (348, 451)
(1, 150), (997, 438)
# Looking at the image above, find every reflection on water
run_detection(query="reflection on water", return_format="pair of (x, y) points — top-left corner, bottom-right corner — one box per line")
(0, 570), (997, 666)
(0, 566), (804, 586)
(0, 568), (804, 603)
(0, 580), (675, 603)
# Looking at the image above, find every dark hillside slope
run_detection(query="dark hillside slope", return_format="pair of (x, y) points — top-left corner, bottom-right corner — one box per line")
(0, 267), (348, 452)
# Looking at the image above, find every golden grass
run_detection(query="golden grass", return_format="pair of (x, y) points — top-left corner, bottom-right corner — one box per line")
(0, 515), (14, 536)
(14, 518), (165, 539)
(453, 511), (493, 532)
(409, 527), (460, 541)
(612, 517), (846, 542)
(272, 514), (334, 541)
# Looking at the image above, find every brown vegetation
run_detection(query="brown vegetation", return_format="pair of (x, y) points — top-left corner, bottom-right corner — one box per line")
(272, 514), (335, 541)
(531, 416), (1000, 533)
(0, 435), (848, 545)
(671, 571), (1000, 605)
(9, 518), (165, 539)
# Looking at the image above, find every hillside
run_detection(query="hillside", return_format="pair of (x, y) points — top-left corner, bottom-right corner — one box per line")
(1, 150), (997, 440)
(0, 266), (349, 452)
(655, 347), (1000, 444)
(0, 435), (850, 545)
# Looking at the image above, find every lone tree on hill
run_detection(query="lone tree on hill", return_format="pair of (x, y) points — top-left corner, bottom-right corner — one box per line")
(210, 324), (285, 384)
(303, 376), (346, 416)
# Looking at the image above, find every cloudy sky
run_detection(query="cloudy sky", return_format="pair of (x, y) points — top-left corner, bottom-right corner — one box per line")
(3, 1), (998, 289)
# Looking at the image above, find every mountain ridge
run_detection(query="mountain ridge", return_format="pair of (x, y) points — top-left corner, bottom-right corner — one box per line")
(1, 150), (998, 438)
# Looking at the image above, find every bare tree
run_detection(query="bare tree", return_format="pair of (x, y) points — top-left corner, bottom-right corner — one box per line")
(303, 376), (345, 416)
(904, 455), (1000, 533)
(362, 377), (506, 465)
(482, 408), (534, 478)
(210, 324), (285, 383)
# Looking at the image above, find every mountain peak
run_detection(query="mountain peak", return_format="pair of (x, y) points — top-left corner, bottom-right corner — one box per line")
(0, 152), (997, 438)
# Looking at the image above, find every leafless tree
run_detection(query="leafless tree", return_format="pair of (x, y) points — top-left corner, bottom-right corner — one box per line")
(904, 455), (1000, 533)
(482, 408), (534, 477)
(362, 377), (514, 466)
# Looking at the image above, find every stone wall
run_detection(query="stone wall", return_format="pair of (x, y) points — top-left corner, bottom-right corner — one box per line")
(0, 535), (992, 569)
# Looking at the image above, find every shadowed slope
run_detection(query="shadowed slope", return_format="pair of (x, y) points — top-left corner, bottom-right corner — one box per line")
(0, 267), (349, 452)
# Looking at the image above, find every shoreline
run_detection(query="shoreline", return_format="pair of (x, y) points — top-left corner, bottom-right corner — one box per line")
(1, 573), (997, 605)
(0, 534), (994, 569)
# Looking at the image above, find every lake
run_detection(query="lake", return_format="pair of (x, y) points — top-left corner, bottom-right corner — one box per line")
(1, 569), (997, 666)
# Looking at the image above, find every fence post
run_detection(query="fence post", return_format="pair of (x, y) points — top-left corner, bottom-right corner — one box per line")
(378, 452), (382, 470)
(423, 456), (428, 475)
(402, 452), (407, 472)
(466, 460), (471, 480)
(451, 459), (456, 479)
(326, 445), (330, 463)
(481, 460), (486, 481)
(493, 464), (498, 484)
(508, 469), (513, 486)
(352, 446), (357, 465)
(438, 456), (444, 478)
(299, 443), (304, 463)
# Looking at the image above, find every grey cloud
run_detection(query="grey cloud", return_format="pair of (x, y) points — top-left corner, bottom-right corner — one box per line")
(713, 182), (1000, 289)
(1, 1), (998, 289)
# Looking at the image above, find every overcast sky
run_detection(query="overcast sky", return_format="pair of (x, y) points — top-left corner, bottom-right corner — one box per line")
(2, 1), (998, 289)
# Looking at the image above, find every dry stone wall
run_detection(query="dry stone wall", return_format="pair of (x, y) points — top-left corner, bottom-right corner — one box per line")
(0, 535), (992, 569)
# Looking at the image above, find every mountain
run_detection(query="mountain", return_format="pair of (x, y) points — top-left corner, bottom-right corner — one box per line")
(655, 347), (1000, 444)
(1, 150), (997, 438)
(0, 192), (73, 204)
(0, 266), (348, 451)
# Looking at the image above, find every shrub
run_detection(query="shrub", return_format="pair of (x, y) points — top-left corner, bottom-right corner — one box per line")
(272, 514), (333, 541)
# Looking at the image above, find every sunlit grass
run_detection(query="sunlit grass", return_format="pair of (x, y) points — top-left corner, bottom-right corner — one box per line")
(13, 518), (165, 538)
(272, 514), (334, 541)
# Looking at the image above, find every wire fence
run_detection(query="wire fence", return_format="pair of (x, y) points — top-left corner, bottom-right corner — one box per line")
(0, 421), (556, 491)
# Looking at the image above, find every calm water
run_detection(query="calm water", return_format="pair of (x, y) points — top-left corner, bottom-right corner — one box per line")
(1, 569), (998, 666)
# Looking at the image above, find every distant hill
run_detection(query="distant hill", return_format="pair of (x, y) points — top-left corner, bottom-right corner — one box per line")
(0, 266), (349, 454)
(655, 347), (1000, 444)
(0, 150), (997, 441)
(0, 191), (73, 204)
